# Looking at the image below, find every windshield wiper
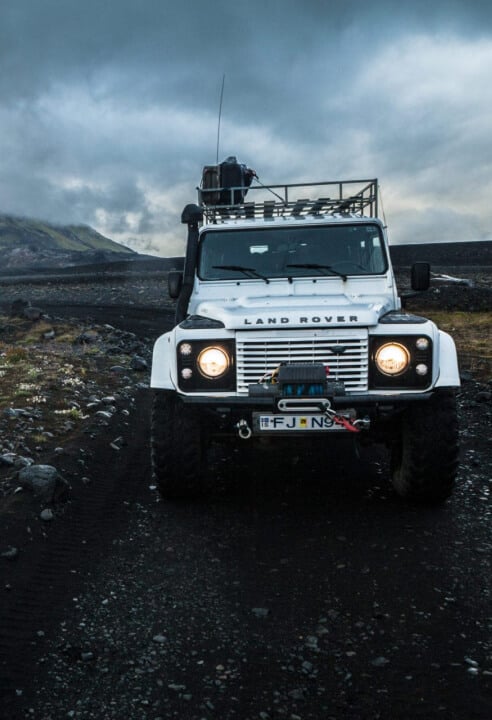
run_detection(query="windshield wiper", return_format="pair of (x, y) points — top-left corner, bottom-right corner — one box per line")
(286, 263), (347, 281)
(212, 265), (270, 283)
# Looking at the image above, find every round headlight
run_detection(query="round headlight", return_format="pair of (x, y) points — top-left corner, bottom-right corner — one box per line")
(197, 346), (230, 378)
(375, 343), (410, 376)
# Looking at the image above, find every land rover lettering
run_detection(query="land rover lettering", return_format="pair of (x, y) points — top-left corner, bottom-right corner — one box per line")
(244, 315), (359, 326)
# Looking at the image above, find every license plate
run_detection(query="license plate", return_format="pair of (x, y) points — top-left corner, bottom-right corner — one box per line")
(253, 413), (346, 432)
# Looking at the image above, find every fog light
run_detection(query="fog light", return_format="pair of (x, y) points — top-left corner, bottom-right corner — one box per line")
(415, 363), (428, 376)
(375, 343), (410, 376)
(181, 368), (193, 379)
(179, 343), (193, 356)
(416, 337), (430, 351)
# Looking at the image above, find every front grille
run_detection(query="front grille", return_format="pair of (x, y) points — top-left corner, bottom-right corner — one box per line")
(236, 329), (369, 394)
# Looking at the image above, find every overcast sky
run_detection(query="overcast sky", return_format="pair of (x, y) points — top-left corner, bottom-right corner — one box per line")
(1, 0), (492, 255)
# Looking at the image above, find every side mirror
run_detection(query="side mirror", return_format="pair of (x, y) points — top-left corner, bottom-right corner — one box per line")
(168, 270), (183, 299)
(411, 262), (430, 292)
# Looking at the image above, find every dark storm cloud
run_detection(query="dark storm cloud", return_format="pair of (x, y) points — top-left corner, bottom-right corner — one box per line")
(1, 0), (492, 254)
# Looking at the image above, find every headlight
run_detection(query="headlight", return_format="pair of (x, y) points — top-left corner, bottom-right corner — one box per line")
(197, 346), (230, 378)
(370, 335), (432, 389)
(375, 342), (410, 376)
(177, 339), (235, 391)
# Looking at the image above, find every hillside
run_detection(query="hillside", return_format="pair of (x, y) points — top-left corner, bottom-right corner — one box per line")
(389, 240), (492, 267)
(0, 214), (136, 271)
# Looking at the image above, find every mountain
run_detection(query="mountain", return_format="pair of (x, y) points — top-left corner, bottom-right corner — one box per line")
(0, 214), (136, 271)
(389, 240), (492, 267)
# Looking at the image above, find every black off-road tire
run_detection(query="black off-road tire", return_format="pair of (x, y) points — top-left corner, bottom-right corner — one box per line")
(151, 391), (206, 499)
(391, 390), (459, 503)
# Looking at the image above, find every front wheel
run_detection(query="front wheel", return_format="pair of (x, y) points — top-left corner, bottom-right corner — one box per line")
(391, 390), (459, 503)
(151, 391), (206, 499)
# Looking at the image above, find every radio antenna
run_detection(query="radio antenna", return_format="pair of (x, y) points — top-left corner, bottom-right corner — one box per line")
(216, 74), (225, 165)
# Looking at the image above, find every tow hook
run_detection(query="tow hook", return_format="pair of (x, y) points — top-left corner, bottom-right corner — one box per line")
(324, 407), (371, 433)
(236, 419), (252, 440)
(354, 416), (371, 431)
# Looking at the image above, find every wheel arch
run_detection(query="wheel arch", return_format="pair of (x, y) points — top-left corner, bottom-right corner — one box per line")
(151, 331), (177, 390)
(435, 330), (461, 388)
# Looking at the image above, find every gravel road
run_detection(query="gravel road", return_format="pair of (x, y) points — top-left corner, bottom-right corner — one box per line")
(0, 272), (491, 720)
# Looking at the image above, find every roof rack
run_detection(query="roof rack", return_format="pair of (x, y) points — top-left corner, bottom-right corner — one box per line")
(198, 179), (378, 223)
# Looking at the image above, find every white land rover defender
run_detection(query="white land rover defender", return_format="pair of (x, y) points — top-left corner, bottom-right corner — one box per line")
(151, 165), (460, 502)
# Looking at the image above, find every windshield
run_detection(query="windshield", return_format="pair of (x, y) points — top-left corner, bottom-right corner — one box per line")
(198, 224), (387, 281)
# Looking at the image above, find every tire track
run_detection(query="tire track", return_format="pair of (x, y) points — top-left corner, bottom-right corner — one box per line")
(0, 389), (152, 714)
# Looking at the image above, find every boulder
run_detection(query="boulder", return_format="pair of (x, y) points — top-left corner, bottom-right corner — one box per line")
(130, 355), (148, 371)
(18, 464), (69, 502)
(23, 306), (43, 321)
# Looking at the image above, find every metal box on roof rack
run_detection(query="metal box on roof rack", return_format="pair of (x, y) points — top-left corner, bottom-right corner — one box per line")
(200, 156), (256, 207)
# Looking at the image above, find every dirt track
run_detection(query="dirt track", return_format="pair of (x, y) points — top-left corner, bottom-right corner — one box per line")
(0, 272), (491, 719)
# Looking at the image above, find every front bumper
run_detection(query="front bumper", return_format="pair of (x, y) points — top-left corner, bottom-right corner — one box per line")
(175, 390), (444, 439)
(180, 391), (435, 410)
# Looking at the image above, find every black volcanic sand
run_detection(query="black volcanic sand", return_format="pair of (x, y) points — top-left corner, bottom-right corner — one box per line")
(0, 267), (491, 720)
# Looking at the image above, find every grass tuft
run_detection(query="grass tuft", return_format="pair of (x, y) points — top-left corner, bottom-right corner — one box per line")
(417, 310), (492, 379)
(4, 346), (28, 363)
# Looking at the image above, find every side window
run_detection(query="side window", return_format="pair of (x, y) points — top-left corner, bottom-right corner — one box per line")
(368, 235), (384, 272)
(356, 235), (384, 273)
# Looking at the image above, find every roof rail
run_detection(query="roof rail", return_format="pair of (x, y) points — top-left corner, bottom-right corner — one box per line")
(198, 179), (378, 223)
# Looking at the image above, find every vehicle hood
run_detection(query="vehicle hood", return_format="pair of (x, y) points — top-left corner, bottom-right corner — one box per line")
(195, 294), (394, 329)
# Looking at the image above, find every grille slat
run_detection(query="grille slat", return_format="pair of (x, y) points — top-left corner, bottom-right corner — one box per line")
(236, 330), (368, 394)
